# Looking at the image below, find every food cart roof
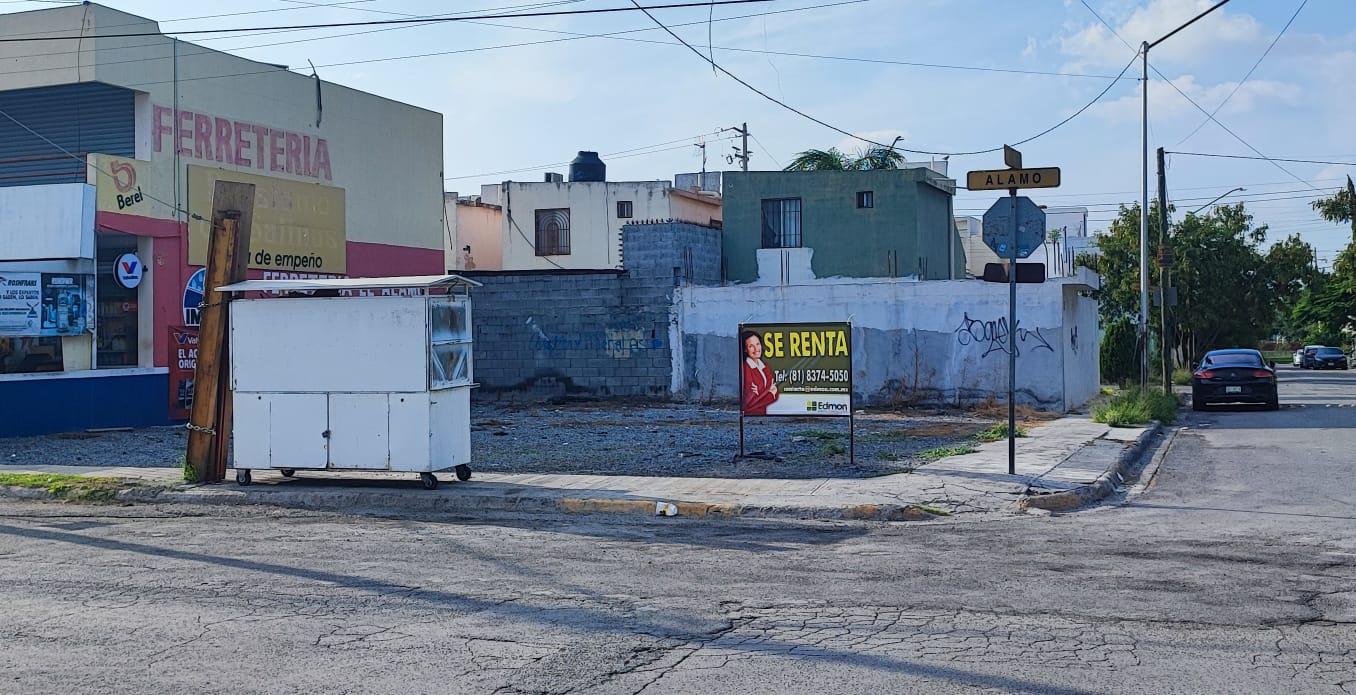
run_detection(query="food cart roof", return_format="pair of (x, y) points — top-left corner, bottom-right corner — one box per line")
(217, 274), (481, 293)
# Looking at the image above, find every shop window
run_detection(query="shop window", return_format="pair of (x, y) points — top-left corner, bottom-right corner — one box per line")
(0, 337), (63, 374)
(617, 200), (633, 219)
(856, 191), (874, 208)
(534, 208), (571, 256)
(761, 198), (802, 248)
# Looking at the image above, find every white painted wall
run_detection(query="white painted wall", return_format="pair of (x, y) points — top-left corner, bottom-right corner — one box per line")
(672, 269), (1101, 411)
(492, 180), (721, 271)
(0, 4), (444, 253)
(0, 184), (94, 261)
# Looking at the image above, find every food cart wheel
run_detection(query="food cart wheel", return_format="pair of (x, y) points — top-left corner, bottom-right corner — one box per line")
(236, 470), (252, 486)
(420, 472), (439, 490)
(455, 465), (472, 482)
(280, 469), (296, 478)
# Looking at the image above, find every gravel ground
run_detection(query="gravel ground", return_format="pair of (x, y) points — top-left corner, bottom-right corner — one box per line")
(0, 403), (1010, 479)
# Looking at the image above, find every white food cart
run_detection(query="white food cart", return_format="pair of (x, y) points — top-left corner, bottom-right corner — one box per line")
(219, 275), (480, 489)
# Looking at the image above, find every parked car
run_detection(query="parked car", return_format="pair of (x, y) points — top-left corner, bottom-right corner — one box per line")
(1309, 346), (1350, 370)
(1292, 348), (1304, 367)
(1191, 348), (1278, 411)
(1300, 344), (1324, 369)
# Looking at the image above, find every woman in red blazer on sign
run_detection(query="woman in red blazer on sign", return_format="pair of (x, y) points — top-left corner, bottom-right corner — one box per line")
(740, 330), (779, 416)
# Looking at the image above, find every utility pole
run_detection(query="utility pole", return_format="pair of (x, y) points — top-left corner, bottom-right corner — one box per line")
(695, 139), (707, 184)
(724, 123), (750, 172)
(1157, 146), (1172, 395)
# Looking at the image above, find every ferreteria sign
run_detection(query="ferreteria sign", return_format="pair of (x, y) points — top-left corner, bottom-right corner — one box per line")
(738, 322), (852, 417)
(966, 167), (1061, 191)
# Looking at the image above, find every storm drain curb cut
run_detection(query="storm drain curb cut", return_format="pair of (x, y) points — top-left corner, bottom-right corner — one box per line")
(1017, 422), (1162, 513)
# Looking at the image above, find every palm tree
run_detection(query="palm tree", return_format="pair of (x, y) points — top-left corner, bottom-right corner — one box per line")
(1047, 227), (1063, 276)
(783, 145), (906, 172)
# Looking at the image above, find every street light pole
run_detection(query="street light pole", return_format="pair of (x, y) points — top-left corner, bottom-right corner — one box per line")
(1140, 41), (1150, 388)
(1138, 0), (1233, 389)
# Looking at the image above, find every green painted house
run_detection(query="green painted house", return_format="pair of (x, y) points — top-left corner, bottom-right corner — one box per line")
(720, 168), (966, 282)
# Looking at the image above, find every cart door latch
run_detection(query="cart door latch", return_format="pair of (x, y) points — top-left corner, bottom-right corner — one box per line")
(321, 430), (331, 439)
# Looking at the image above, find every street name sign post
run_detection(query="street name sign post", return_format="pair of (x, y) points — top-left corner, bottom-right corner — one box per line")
(967, 147), (1059, 476)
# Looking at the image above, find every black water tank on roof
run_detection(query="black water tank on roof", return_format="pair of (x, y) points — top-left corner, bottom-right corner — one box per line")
(569, 151), (606, 182)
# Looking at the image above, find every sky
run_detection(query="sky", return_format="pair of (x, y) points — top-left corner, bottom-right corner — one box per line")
(5, 0), (1354, 267)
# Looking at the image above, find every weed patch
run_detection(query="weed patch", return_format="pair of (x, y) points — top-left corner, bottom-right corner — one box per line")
(796, 429), (843, 441)
(974, 422), (1027, 443)
(1092, 389), (1179, 427)
(0, 473), (126, 502)
(916, 444), (978, 462)
(1171, 369), (1192, 386)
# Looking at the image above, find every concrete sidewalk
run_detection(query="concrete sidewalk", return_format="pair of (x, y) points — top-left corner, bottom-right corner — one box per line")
(2, 417), (1157, 521)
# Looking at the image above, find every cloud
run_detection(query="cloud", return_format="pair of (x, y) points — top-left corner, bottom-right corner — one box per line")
(1059, 0), (1264, 70)
(1092, 74), (1301, 123)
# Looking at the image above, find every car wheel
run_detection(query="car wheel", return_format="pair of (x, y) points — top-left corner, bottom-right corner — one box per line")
(1192, 390), (1204, 411)
(1266, 399), (1279, 411)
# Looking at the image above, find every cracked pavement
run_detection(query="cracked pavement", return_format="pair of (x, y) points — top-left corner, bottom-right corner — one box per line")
(0, 367), (1353, 693)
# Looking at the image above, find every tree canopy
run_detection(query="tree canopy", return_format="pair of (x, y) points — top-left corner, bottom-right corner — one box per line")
(783, 146), (906, 172)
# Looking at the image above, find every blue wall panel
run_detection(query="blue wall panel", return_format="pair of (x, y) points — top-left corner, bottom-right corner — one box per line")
(0, 372), (171, 438)
(0, 82), (136, 188)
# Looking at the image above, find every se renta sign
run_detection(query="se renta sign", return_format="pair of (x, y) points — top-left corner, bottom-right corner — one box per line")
(965, 167), (1061, 191)
(738, 322), (852, 417)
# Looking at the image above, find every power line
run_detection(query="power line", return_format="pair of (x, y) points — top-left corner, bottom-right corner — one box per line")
(627, 0), (1141, 157)
(1166, 152), (1356, 167)
(0, 1), (853, 81)
(0, 0), (782, 43)
(955, 177), (1349, 201)
(1077, 0), (1317, 192)
(1173, 0), (1305, 147)
(56, 2), (856, 91)
(445, 134), (736, 181)
(0, 103), (199, 222)
(749, 132), (782, 168)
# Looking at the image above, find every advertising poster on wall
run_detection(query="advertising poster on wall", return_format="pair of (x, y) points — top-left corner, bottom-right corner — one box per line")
(167, 326), (199, 420)
(186, 165), (347, 273)
(0, 273), (93, 337)
(738, 322), (852, 417)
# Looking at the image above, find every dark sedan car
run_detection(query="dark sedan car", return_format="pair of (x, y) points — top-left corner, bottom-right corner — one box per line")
(1191, 349), (1278, 411)
(1308, 346), (1349, 370)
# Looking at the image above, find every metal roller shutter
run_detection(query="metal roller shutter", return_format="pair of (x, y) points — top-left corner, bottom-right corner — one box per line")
(0, 81), (135, 188)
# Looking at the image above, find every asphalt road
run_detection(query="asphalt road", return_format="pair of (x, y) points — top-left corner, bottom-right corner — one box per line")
(1, 367), (1352, 694)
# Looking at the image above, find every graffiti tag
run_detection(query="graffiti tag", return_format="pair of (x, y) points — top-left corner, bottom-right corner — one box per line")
(955, 312), (1054, 358)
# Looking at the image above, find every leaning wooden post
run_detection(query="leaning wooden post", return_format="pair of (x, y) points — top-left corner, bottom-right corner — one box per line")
(185, 182), (255, 483)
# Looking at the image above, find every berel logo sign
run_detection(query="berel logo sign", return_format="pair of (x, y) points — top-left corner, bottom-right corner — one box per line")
(114, 253), (144, 289)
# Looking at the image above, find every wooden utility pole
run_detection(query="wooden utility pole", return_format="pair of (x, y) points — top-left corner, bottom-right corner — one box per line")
(185, 181), (255, 483)
(1157, 147), (1172, 395)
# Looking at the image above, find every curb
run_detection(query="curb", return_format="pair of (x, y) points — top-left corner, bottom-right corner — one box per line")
(1017, 422), (1162, 512)
(3, 481), (945, 523)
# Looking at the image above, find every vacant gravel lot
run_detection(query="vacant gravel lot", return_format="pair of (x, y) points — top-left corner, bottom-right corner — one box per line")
(0, 402), (1010, 479)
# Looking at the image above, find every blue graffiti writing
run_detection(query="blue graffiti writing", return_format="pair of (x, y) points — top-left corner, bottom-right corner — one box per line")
(530, 331), (664, 357)
(955, 312), (1054, 358)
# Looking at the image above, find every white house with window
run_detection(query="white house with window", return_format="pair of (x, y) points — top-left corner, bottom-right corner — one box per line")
(466, 179), (723, 271)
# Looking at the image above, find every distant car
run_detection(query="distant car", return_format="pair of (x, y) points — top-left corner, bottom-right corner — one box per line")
(1191, 348), (1278, 411)
(1292, 349), (1304, 367)
(1309, 346), (1349, 370)
(1301, 345), (1324, 369)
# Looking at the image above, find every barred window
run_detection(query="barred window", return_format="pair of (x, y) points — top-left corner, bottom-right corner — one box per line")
(760, 198), (802, 248)
(534, 208), (571, 256)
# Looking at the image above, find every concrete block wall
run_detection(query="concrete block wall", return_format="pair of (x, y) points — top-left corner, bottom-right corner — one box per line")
(464, 222), (721, 399)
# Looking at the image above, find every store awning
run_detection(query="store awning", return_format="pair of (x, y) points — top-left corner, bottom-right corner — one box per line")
(217, 274), (481, 294)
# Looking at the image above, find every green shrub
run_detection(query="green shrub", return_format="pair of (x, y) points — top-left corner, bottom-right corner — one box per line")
(1100, 317), (1138, 386)
(1092, 389), (1179, 427)
(974, 422), (1027, 443)
(1171, 369), (1192, 386)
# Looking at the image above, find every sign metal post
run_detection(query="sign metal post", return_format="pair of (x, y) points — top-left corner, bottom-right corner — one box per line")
(968, 147), (1060, 477)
